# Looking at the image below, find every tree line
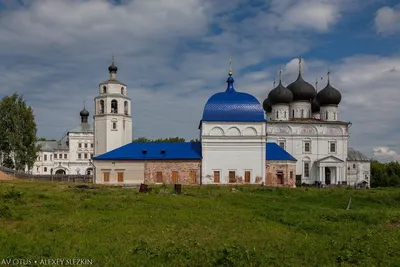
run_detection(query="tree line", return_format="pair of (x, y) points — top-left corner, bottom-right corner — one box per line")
(371, 160), (400, 187)
(132, 137), (200, 143)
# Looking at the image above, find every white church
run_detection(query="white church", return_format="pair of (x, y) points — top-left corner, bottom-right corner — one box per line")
(32, 58), (370, 187)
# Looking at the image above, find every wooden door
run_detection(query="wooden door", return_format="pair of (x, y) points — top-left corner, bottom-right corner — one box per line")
(244, 171), (251, 183)
(229, 171), (236, 183)
(117, 172), (124, 182)
(213, 171), (220, 183)
(156, 172), (163, 183)
(172, 171), (178, 184)
(190, 171), (196, 184)
(103, 172), (110, 182)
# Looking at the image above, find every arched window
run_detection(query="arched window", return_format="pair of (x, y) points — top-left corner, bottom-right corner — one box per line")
(112, 122), (117, 130)
(111, 100), (118, 113)
(121, 87), (125, 95)
(124, 101), (128, 115)
(284, 111), (287, 118)
(325, 111), (328, 120)
(301, 109), (304, 118)
(276, 110), (279, 119)
(99, 100), (105, 114)
(102, 86), (107, 94)
(333, 113), (336, 120)
(292, 109), (294, 118)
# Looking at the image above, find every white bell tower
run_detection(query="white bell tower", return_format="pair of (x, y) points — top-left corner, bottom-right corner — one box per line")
(93, 56), (132, 156)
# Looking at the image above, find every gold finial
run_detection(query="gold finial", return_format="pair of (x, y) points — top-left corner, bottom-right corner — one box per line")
(298, 57), (302, 73)
(228, 56), (233, 76)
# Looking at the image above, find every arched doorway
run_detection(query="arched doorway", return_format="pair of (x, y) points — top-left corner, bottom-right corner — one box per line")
(325, 167), (331, 185)
(86, 168), (93, 175)
(55, 169), (66, 175)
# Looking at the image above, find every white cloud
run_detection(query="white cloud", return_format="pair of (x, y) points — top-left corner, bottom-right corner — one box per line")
(373, 147), (400, 162)
(375, 5), (400, 35)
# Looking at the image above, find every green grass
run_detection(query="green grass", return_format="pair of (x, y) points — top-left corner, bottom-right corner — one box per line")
(0, 181), (399, 267)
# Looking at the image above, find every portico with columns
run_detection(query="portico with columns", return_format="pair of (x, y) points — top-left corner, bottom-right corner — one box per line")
(316, 156), (345, 185)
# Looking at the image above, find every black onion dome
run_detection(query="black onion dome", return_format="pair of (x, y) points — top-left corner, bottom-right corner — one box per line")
(317, 81), (342, 106)
(268, 81), (293, 105)
(108, 61), (118, 73)
(262, 97), (272, 113)
(287, 73), (316, 101)
(311, 98), (320, 113)
(80, 107), (89, 117)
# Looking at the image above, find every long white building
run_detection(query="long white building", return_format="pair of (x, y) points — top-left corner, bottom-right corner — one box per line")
(30, 107), (94, 175)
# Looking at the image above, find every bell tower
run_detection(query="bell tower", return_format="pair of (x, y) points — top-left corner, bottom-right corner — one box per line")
(93, 56), (132, 156)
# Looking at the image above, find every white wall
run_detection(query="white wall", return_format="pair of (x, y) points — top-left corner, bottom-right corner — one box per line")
(93, 160), (144, 184)
(267, 122), (349, 184)
(271, 104), (290, 121)
(290, 101), (311, 118)
(201, 121), (266, 184)
(94, 81), (132, 156)
(347, 161), (371, 186)
(320, 105), (339, 121)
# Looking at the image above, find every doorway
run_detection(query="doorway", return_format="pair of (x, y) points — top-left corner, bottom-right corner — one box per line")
(325, 167), (331, 185)
(55, 169), (66, 175)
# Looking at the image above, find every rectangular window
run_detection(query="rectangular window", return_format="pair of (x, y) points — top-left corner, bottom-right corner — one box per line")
(190, 171), (197, 184)
(91, 143), (94, 148)
(304, 163), (310, 177)
(156, 172), (163, 183)
(44, 167), (47, 172)
(353, 164), (356, 169)
(84, 143), (88, 148)
(91, 154), (93, 159)
(64, 154), (67, 159)
(54, 154), (57, 159)
(44, 155), (47, 161)
(117, 172), (124, 182)
(78, 153), (81, 159)
(84, 153), (88, 159)
(304, 141), (311, 153)
(104, 172), (110, 182)
(229, 171), (236, 183)
(244, 171), (251, 183)
(290, 171), (293, 179)
(50, 155), (52, 161)
(172, 171), (178, 184)
(78, 143), (82, 148)
(213, 171), (220, 183)
(59, 154), (62, 159)
(329, 142), (336, 153)
(278, 141), (285, 150)
(301, 109), (304, 118)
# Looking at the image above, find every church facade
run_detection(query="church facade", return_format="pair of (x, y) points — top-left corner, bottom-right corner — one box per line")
(263, 60), (370, 186)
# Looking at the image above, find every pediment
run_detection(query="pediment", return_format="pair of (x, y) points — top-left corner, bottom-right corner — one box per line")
(316, 155), (344, 163)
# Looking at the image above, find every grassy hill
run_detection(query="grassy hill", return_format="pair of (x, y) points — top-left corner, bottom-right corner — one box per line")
(0, 181), (399, 266)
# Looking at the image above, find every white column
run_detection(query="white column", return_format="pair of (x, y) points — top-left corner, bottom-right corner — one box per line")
(322, 167), (325, 185)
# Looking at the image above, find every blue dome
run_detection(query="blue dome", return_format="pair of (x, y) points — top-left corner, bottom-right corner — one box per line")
(202, 74), (265, 122)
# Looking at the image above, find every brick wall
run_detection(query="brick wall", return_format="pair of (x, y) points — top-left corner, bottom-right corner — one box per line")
(266, 160), (296, 187)
(0, 170), (14, 180)
(144, 160), (201, 185)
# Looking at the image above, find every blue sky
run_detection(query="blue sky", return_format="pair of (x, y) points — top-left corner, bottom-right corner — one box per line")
(0, 0), (399, 161)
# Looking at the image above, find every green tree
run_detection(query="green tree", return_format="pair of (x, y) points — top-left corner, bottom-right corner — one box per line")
(0, 93), (40, 171)
(132, 137), (186, 143)
(370, 160), (400, 187)
(190, 138), (200, 142)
